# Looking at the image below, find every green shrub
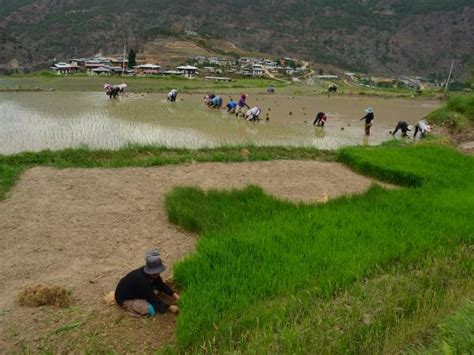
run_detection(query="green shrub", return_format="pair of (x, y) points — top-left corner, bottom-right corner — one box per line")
(428, 94), (474, 129)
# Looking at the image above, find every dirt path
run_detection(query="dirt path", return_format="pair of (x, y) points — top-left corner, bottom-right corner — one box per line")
(0, 161), (391, 352)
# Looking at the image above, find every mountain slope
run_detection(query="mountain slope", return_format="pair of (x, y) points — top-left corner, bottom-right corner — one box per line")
(0, 0), (473, 76)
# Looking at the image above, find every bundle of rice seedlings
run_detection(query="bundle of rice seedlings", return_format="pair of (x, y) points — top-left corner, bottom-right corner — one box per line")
(103, 291), (116, 306)
(17, 284), (71, 308)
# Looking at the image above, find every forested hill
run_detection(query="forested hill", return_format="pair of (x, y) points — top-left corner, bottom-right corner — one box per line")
(0, 0), (473, 76)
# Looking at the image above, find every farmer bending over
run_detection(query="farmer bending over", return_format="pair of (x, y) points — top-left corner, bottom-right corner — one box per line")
(414, 119), (432, 138)
(167, 89), (178, 102)
(115, 254), (179, 317)
(245, 106), (262, 121)
(210, 95), (223, 108)
(226, 99), (237, 113)
(313, 112), (328, 126)
(391, 121), (412, 137)
(236, 94), (250, 117)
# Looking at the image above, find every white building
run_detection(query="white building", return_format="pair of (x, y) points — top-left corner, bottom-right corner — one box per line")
(263, 60), (278, 71)
(176, 65), (199, 77)
(208, 57), (220, 65)
(133, 64), (161, 75)
(252, 64), (264, 77)
(50, 62), (80, 75)
(285, 66), (295, 75)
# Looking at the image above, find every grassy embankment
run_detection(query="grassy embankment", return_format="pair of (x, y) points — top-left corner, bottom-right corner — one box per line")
(0, 74), (437, 98)
(0, 75), (285, 94)
(0, 145), (334, 201)
(428, 94), (474, 131)
(164, 143), (473, 353)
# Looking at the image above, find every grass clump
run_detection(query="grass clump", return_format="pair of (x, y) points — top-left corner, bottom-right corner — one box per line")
(406, 300), (474, 354)
(17, 284), (72, 308)
(428, 94), (474, 130)
(165, 144), (473, 351)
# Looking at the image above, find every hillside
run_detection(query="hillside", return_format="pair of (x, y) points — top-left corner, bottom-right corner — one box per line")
(0, 0), (473, 76)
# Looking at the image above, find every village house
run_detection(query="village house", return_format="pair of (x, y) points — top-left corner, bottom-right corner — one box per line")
(85, 59), (111, 71)
(203, 66), (222, 74)
(238, 57), (252, 65)
(193, 56), (207, 65)
(208, 57), (220, 65)
(239, 57), (262, 66)
(133, 64), (161, 75)
(91, 66), (112, 75)
(51, 62), (80, 75)
(252, 64), (264, 77)
(176, 65), (199, 77)
(90, 65), (133, 76)
(69, 58), (88, 66)
(284, 66), (295, 76)
(263, 60), (278, 71)
(109, 57), (128, 69)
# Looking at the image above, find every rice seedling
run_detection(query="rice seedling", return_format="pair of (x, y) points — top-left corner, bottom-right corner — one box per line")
(165, 143), (474, 350)
(17, 284), (72, 308)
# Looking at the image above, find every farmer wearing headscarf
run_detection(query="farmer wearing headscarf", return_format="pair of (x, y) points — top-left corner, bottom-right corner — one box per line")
(115, 251), (180, 317)
(245, 106), (262, 121)
(167, 89), (178, 102)
(414, 119), (432, 138)
(360, 107), (374, 135)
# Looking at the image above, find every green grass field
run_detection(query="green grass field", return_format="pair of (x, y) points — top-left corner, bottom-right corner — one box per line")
(0, 74), (441, 98)
(0, 75), (285, 93)
(164, 143), (473, 352)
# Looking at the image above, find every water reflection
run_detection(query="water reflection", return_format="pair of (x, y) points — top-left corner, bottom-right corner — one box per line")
(0, 92), (439, 154)
(314, 127), (326, 138)
(362, 136), (370, 146)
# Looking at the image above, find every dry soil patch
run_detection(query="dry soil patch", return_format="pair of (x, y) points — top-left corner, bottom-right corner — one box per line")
(0, 160), (391, 351)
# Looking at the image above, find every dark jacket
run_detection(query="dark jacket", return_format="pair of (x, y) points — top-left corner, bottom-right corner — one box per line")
(115, 267), (174, 313)
(360, 112), (374, 124)
(393, 121), (410, 135)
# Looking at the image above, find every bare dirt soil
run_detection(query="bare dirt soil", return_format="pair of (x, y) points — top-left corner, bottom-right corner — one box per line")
(0, 161), (392, 352)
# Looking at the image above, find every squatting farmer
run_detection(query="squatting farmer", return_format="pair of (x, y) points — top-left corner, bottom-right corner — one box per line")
(115, 253), (180, 317)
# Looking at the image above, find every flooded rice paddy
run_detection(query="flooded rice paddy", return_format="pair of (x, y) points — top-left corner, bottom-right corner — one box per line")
(0, 92), (438, 154)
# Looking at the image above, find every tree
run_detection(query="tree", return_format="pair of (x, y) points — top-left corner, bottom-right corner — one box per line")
(128, 49), (136, 69)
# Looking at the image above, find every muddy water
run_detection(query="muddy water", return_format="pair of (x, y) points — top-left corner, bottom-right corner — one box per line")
(0, 92), (438, 154)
